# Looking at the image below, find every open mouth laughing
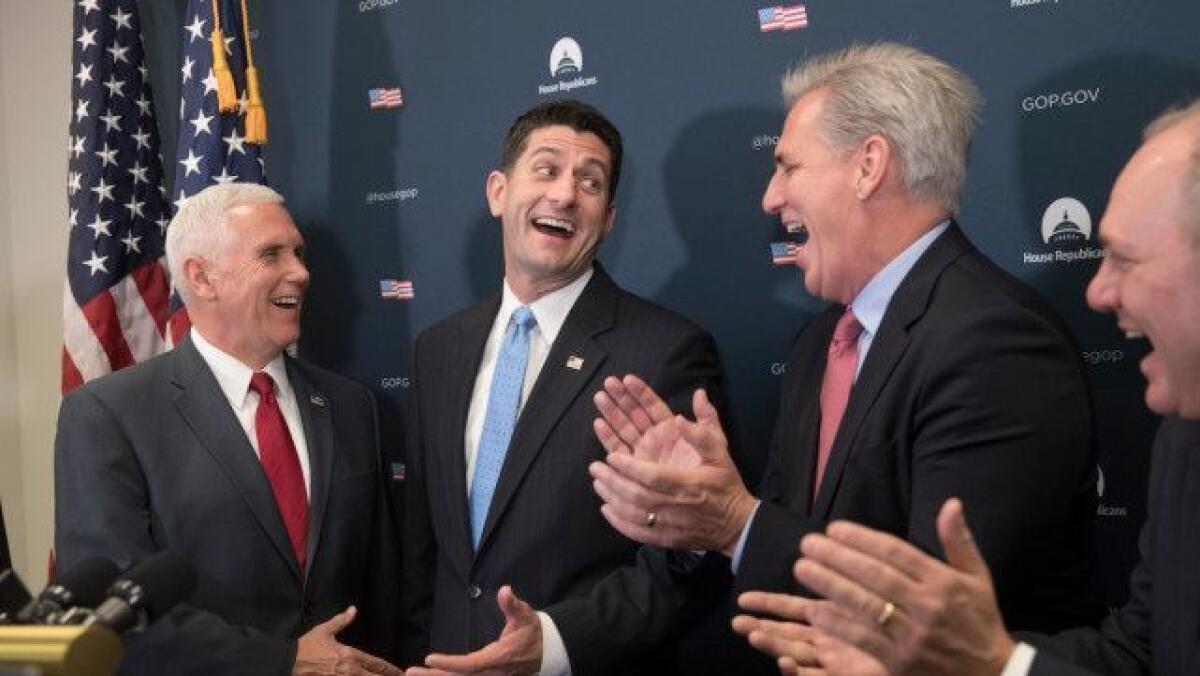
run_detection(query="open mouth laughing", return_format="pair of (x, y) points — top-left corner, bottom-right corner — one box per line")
(270, 294), (301, 310)
(532, 216), (575, 239)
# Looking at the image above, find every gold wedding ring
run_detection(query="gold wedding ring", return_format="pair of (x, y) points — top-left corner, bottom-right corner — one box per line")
(876, 601), (896, 627)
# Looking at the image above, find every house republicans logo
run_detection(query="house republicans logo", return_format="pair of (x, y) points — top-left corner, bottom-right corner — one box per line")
(1022, 197), (1105, 265)
(539, 37), (598, 96)
(1041, 197), (1092, 244)
(550, 37), (583, 77)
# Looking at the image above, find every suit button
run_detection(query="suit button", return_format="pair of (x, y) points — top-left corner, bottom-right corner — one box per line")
(467, 585), (482, 600)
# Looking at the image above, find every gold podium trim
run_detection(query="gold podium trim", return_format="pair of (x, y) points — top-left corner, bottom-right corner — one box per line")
(0, 625), (122, 676)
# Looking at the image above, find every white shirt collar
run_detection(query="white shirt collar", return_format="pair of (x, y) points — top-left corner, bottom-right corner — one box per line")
(190, 328), (291, 408)
(497, 266), (594, 344)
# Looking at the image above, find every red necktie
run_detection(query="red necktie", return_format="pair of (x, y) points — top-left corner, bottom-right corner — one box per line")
(814, 309), (863, 503)
(249, 372), (308, 571)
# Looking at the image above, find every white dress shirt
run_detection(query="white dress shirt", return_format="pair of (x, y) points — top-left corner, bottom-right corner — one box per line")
(463, 267), (594, 676)
(1001, 642), (1037, 676)
(191, 329), (312, 497)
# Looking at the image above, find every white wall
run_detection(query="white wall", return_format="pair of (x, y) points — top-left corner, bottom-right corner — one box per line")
(0, 0), (72, 589)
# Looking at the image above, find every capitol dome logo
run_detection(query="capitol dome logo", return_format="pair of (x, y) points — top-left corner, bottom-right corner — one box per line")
(549, 37), (583, 77)
(538, 36), (599, 96)
(1040, 197), (1092, 245)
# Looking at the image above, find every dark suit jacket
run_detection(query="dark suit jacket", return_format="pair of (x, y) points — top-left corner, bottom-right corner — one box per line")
(401, 266), (728, 676)
(738, 225), (1102, 633)
(1026, 416), (1200, 676)
(54, 337), (400, 675)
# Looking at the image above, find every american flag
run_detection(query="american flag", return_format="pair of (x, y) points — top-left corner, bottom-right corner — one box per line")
(770, 241), (800, 265)
(369, 87), (404, 109)
(63, 0), (176, 393)
(379, 279), (415, 300)
(758, 5), (809, 31)
(175, 0), (266, 204)
(390, 462), (407, 482)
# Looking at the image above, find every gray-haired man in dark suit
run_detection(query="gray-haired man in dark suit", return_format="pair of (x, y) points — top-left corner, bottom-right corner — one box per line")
(55, 183), (402, 675)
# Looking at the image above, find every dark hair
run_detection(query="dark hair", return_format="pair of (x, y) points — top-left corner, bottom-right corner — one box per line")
(499, 99), (624, 204)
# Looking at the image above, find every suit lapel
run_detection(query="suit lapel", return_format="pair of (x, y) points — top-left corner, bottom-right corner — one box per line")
(813, 225), (972, 516)
(475, 269), (614, 551)
(785, 310), (836, 512)
(170, 338), (302, 581)
(448, 296), (500, 555)
(288, 359), (333, 580)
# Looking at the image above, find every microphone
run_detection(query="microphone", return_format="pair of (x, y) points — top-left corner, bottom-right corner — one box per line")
(16, 557), (118, 624)
(90, 551), (196, 634)
(0, 568), (31, 624)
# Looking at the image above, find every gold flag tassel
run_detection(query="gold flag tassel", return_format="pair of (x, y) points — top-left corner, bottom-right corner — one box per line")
(210, 0), (237, 112)
(241, 0), (267, 145)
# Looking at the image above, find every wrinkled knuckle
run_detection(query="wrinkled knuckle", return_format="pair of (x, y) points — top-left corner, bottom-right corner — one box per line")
(923, 594), (949, 619)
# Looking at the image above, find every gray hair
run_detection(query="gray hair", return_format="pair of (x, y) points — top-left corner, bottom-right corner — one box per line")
(165, 183), (285, 302)
(1143, 98), (1200, 240)
(781, 42), (981, 214)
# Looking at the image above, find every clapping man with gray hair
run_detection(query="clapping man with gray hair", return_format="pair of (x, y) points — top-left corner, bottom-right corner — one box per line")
(587, 43), (1102, 657)
(761, 98), (1200, 676)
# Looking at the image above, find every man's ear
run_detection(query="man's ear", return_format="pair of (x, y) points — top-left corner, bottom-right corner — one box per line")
(854, 134), (892, 200)
(601, 203), (615, 239)
(486, 170), (508, 218)
(183, 256), (217, 301)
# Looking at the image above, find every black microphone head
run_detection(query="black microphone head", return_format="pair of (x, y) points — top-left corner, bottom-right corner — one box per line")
(0, 568), (32, 621)
(54, 556), (120, 609)
(16, 557), (118, 623)
(111, 551), (196, 623)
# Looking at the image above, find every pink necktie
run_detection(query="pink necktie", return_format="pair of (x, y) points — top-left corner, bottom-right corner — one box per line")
(814, 309), (863, 502)
(249, 372), (309, 571)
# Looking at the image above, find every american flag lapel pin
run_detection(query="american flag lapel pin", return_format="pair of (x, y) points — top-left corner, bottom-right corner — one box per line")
(310, 394), (326, 407)
(565, 355), (585, 370)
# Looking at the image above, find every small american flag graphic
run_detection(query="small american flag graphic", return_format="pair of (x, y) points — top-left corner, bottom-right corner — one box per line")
(758, 5), (808, 32)
(369, 87), (403, 109)
(770, 241), (800, 265)
(380, 279), (414, 300)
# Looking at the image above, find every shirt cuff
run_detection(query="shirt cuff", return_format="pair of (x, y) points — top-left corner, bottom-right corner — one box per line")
(730, 500), (762, 573)
(999, 642), (1035, 676)
(537, 611), (572, 676)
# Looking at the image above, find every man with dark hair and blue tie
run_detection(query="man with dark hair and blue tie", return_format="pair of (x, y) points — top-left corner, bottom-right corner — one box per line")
(400, 99), (728, 676)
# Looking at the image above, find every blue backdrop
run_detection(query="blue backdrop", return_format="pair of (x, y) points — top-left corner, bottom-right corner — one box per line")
(136, 0), (1200, 668)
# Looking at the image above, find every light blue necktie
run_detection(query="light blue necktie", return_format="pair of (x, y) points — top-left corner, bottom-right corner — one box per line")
(469, 306), (536, 549)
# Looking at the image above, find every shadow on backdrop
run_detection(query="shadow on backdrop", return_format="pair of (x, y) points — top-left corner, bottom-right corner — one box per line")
(658, 107), (824, 676)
